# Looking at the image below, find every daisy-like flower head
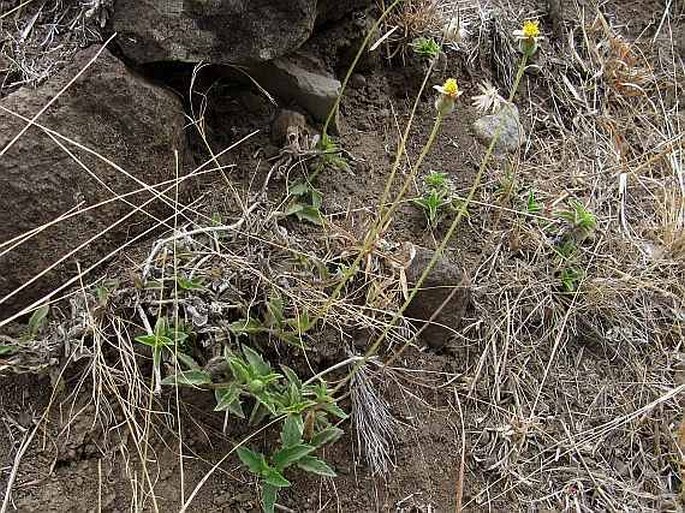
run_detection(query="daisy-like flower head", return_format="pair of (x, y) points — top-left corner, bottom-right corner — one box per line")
(513, 19), (543, 55)
(522, 20), (540, 39)
(433, 78), (462, 98)
(433, 78), (463, 115)
(471, 80), (506, 114)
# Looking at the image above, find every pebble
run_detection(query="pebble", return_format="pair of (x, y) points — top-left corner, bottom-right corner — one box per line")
(350, 73), (367, 88)
(472, 103), (525, 154)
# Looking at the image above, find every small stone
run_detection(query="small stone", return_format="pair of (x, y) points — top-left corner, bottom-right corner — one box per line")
(214, 492), (233, 506)
(350, 73), (366, 88)
(404, 246), (470, 350)
(472, 103), (525, 154)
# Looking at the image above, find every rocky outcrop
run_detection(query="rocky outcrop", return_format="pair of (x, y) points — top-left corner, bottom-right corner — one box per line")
(107, 0), (318, 66)
(106, 0), (376, 67)
(316, 0), (374, 24)
(250, 52), (341, 128)
(0, 45), (187, 316)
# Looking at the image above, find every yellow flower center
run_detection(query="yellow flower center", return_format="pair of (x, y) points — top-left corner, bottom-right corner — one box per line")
(443, 78), (459, 98)
(522, 20), (540, 39)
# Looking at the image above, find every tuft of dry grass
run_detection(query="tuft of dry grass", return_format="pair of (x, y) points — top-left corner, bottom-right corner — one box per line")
(0, 0), (111, 96)
(444, 2), (685, 510)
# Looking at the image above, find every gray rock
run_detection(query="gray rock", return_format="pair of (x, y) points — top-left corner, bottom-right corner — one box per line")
(0, 46), (187, 316)
(106, 0), (317, 66)
(404, 246), (470, 350)
(472, 103), (525, 154)
(251, 52), (341, 130)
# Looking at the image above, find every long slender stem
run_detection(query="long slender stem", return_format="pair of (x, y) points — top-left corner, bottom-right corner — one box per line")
(322, 112), (443, 316)
(361, 52), (532, 374)
(380, 113), (443, 231)
(322, 0), (402, 136)
(378, 58), (440, 210)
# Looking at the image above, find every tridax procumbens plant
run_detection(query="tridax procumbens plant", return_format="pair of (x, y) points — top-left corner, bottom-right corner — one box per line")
(412, 171), (455, 228)
(410, 36), (441, 60)
(229, 293), (316, 348)
(549, 199), (597, 292)
(161, 344), (346, 513)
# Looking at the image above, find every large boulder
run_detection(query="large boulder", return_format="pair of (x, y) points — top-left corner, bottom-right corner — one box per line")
(106, 0), (376, 67)
(0, 45), (187, 317)
(107, 0), (318, 66)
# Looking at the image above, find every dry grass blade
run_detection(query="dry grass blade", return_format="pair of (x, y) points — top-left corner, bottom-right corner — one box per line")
(351, 363), (400, 475)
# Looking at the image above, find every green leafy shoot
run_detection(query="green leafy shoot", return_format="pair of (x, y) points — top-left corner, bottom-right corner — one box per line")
(231, 299), (315, 348)
(24, 304), (49, 339)
(159, 345), (346, 513)
(412, 171), (455, 228)
(210, 212), (223, 226)
(285, 309), (314, 335)
(237, 433), (336, 512)
(285, 181), (324, 226)
(161, 369), (212, 387)
(159, 344), (344, 512)
(424, 170), (449, 190)
(229, 317), (268, 338)
(554, 239), (577, 260)
(558, 200), (597, 241)
(177, 276), (205, 291)
(0, 344), (18, 357)
(135, 317), (189, 393)
(265, 295), (285, 329)
(410, 36), (442, 60)
(412, 189), (451, 227)
(314, 134), (350, 175)
(94, 279), (118, 306)
(496, 167), (517, 205)
(560, 266), (583, 293)
(526, 190), (542, 214)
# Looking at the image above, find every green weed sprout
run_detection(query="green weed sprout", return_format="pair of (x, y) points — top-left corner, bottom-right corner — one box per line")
(2, 304), (54, 356)
(551, 199), (595, 292)
(162, 345), (345, 513)
(424, 170), (450, 189)
(525, 190), (543, 214)
(558, 199), (596, 242)
(229, 295), (315, 348)
(412, 171), (454, 227)
(314, 133), (350, 175)
(135, 317), (189, 394)
(24, 304), (49, 340)
(560, 266), (583, 293)
(284, 181), (324, 226)
(410, 36), (442, 60)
